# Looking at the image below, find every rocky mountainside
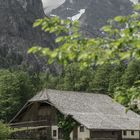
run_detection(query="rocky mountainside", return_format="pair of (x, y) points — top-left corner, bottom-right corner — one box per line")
(0, 0), (56, 72)
(46, 0), (136, 36)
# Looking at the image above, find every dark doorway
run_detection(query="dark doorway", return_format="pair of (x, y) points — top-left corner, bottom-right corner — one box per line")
(73, 127), (78, 140)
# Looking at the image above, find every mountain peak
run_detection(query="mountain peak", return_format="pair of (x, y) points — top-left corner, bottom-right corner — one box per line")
(45, 0), (133, 36)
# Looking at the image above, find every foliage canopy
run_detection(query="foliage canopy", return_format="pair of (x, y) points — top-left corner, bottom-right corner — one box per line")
(29, 4), (140, 68)
(0, 70), (36, 121)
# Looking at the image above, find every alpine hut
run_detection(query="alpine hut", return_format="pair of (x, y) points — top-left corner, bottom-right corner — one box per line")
(10, 89), (140, 140)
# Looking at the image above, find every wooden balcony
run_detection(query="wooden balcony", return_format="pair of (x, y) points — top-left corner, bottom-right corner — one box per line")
(10, 120), (51, 128)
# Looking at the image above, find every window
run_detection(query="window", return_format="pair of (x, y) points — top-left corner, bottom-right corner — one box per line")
(123, 131), (127, 136)
(80, 126), (84, 132)
(131, 131), (134, 136)
(112, 131), (115, 135)
(58, 128), (63, 139)
(53, 130), (57, 137)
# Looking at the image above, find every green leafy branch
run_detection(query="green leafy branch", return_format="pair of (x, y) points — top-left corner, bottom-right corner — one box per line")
(114, 81), (140, 112)
(57, 112), (78, 140)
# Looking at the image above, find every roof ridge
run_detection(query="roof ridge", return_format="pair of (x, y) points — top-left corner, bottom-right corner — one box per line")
(47, 88), (108, 96)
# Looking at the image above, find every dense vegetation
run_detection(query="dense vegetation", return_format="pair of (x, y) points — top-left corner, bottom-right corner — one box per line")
(0, 70), (42, 122)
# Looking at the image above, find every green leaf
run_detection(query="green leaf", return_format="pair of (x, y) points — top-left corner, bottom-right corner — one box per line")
(33, 19), (43, 27)
(28, 46), (41, 54)
(133, 4), (140, 11)
(55, 37), (65, 43)
(114, 16), (127, 23)
(101, 25), (112, 32)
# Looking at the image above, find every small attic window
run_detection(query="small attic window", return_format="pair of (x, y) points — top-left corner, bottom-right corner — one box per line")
(131, 131), (134, 136)
(123, 131), (127, 136)
(112, 131), (115, 135)
(80, 126), (84, 132)
(40, 103), (47, 107)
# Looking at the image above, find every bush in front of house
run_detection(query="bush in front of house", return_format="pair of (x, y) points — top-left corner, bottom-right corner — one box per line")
(0, 121), (11, 140)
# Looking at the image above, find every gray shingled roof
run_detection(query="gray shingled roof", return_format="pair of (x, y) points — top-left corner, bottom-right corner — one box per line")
(10, 89), (140, 130)
(28, 89), (140, 130)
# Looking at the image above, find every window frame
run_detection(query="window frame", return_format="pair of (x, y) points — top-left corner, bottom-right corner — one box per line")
(53, 130), (57, 137)
(123, 131), (127, 136)
(112, 131), (115, 135)
(131, 131), (135, 136)
(79, 126), (84, 132)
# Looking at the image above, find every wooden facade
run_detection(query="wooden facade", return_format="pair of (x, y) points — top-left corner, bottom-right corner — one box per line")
(11, 102), (58, 127)
(11, 101), (58, 139)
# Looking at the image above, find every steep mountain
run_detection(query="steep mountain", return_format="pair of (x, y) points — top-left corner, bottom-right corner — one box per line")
(45, 0), (135, 36)
(0, 0), (55, 72)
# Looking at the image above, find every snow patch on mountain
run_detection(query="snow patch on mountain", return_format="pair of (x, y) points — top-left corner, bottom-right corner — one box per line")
(129, 0), (139, 4)
(69, 0), (73, 4)
(17, 0), (28, 10)
(68, 9), (85, 21)
(42, 0), (65, 13)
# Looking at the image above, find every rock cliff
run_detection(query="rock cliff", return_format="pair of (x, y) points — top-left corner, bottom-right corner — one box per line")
(0, 0), (55, 72)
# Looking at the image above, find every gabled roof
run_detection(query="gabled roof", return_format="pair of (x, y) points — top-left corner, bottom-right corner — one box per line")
(11, 89), (140, 130)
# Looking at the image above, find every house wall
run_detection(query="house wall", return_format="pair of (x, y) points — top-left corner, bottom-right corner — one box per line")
(77, 126), (90, 140)
(52, 125), (72, 140)
(90, 130), (140, 140)
(12, 102), (58, 127)
(122, 131), (140, 140)
(52, 125), (90, 140)
(52, 126), (59, 140)
(11, 127), (51, 139)
(90, 130), (122, 140)
(11, 102), (58, 140)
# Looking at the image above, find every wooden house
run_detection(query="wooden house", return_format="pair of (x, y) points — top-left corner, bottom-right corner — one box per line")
(10, 89), (140, 140)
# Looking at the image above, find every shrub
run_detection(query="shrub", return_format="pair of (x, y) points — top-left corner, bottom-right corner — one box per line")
(0, 122), (11, 140)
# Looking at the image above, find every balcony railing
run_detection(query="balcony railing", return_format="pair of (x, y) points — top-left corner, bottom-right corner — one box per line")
(10, 120), (51, 128)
